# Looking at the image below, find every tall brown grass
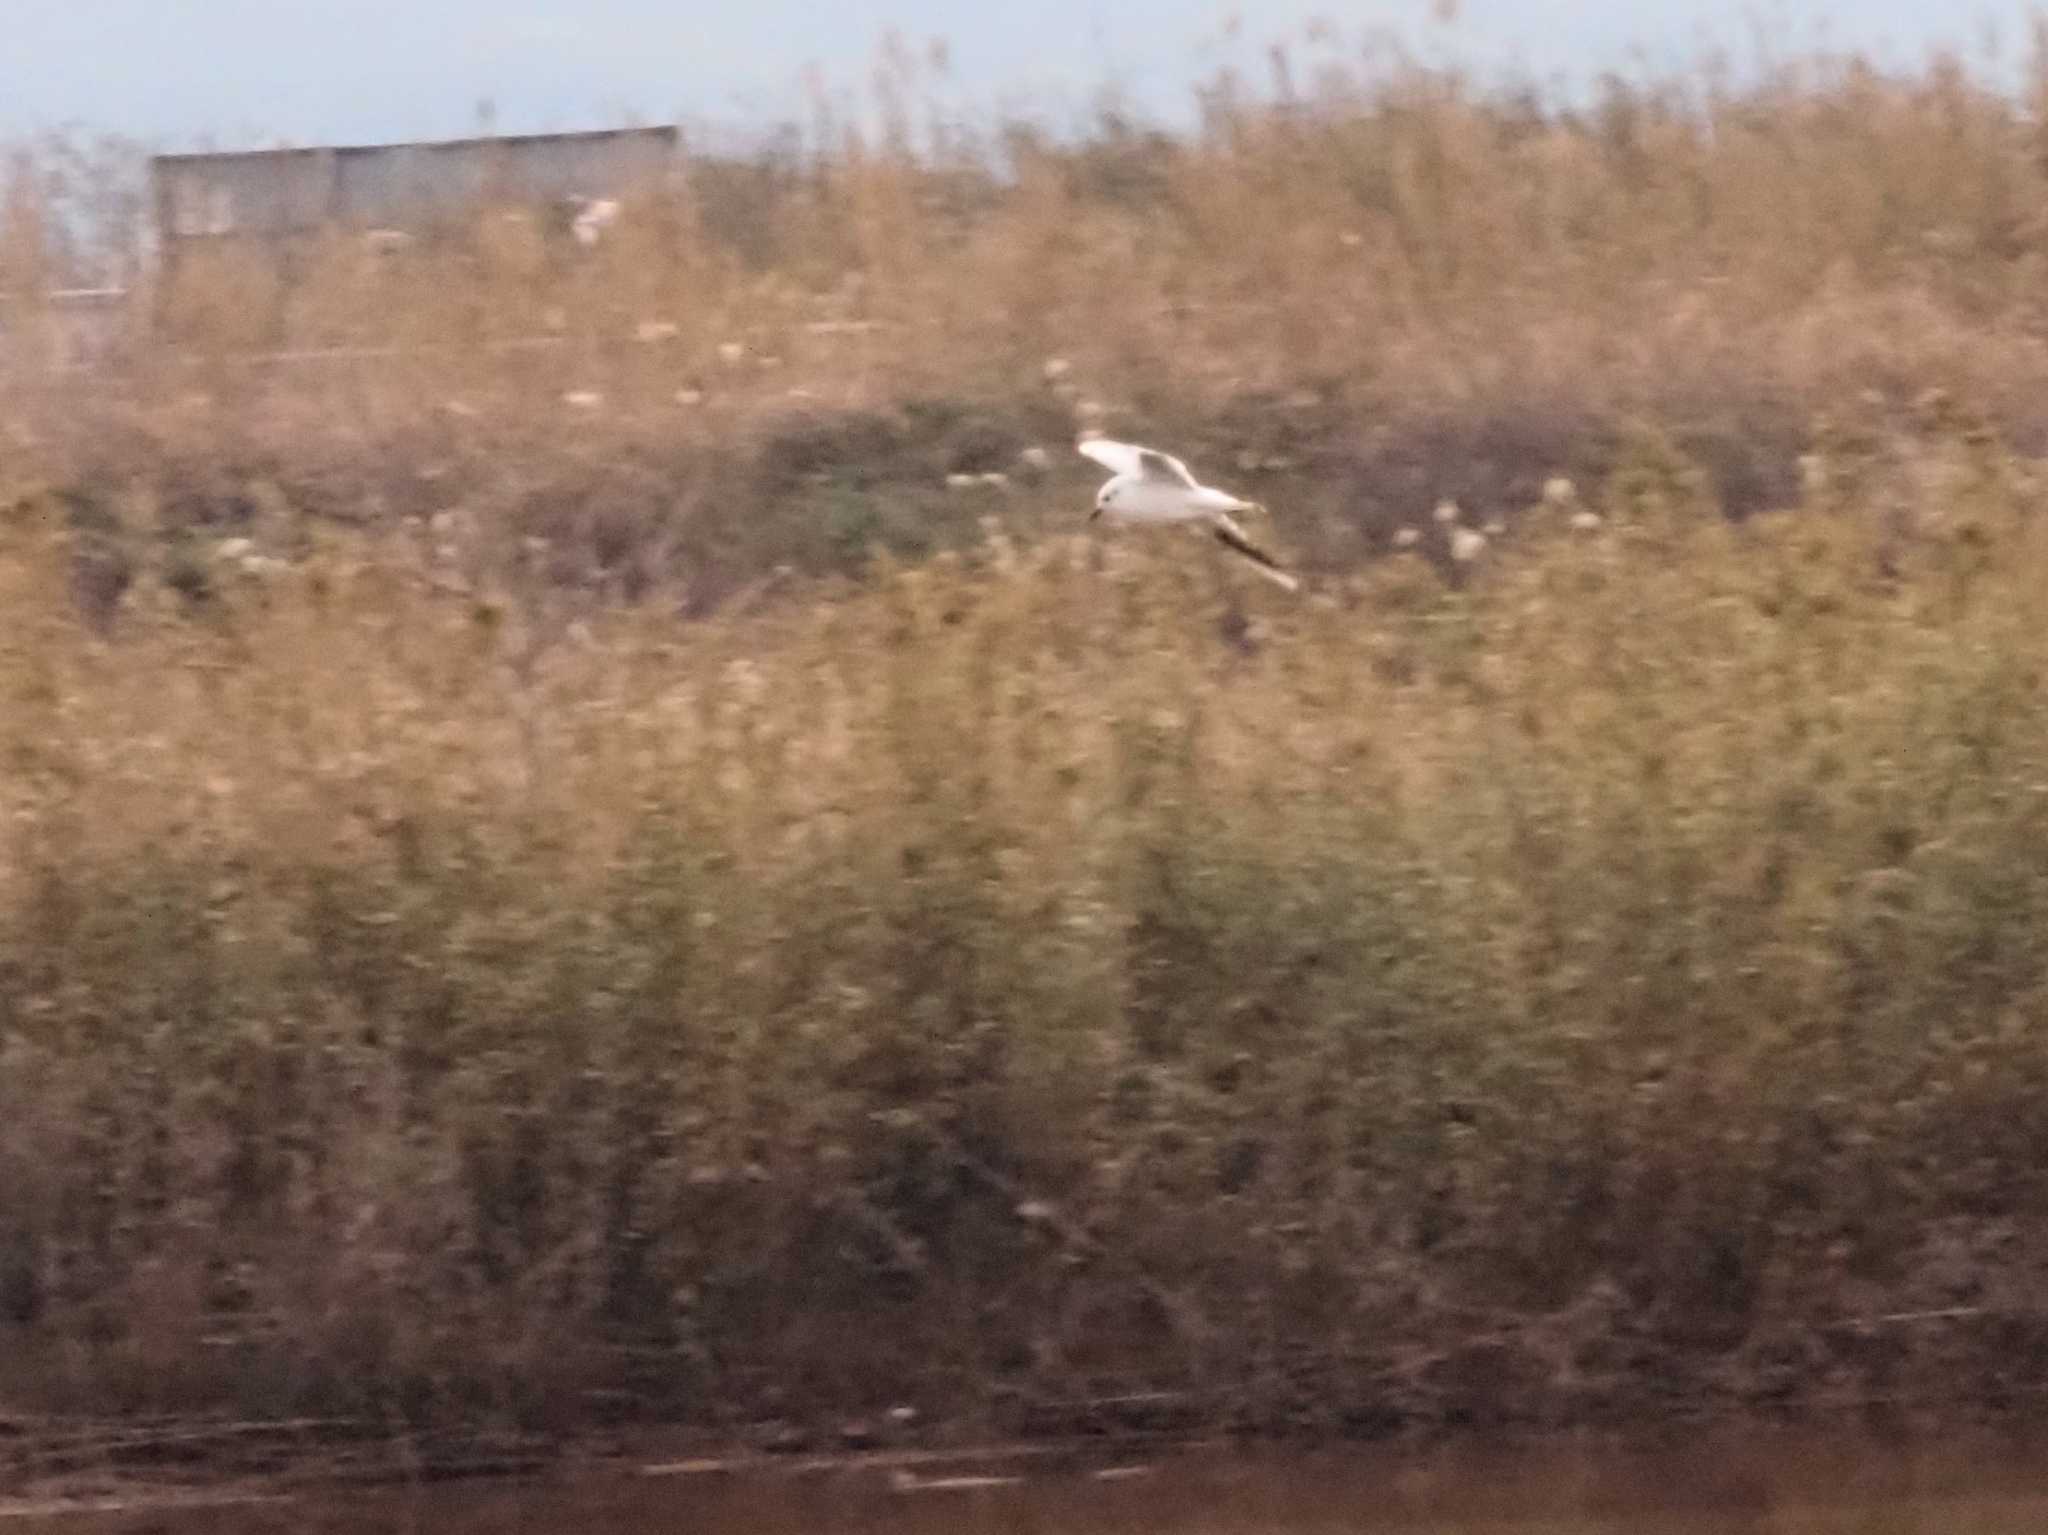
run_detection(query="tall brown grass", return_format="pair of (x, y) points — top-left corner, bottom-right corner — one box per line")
(7, 36), (2048, 1446)
(15, 36), (2048, 608)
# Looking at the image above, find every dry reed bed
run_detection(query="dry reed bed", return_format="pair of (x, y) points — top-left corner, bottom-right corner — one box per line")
(5, 415), (2048, 1434)
(15, 50), (2048, 608)
(8, 49), (2048, 1440)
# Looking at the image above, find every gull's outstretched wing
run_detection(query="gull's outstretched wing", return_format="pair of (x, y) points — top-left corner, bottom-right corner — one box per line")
(1210, 512), (1301, 592)
(1077, 437), (1199, 488)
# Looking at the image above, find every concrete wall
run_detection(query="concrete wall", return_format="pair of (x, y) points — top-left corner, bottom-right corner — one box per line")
(152, 126), (680, 252)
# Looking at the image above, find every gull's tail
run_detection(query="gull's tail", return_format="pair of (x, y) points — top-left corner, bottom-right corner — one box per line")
(1212, 516), (1301, 592)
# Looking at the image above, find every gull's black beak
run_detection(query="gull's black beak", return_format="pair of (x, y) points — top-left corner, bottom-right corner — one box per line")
(1089, 505), (1102, 523)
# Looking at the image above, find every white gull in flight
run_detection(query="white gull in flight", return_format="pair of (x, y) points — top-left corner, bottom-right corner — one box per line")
(1078, 437), (1299, 592)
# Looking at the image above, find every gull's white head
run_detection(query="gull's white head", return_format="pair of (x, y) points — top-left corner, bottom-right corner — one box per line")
(1078, 433), (1124, 521)
(1090, 475), (1122, 522)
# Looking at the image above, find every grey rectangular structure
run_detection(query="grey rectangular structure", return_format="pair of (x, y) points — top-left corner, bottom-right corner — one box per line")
(152, 125), (680, 253)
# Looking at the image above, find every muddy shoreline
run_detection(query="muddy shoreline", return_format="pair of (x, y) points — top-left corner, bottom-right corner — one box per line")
(3, 1381), (2045, 1510)
(9, 1412), (2048, 1532)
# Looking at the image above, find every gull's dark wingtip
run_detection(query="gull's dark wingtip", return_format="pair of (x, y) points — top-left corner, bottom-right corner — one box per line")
(1211, 521), (1300, 592)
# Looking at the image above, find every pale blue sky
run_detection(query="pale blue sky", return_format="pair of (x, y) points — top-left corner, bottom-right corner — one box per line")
(4, 1), (2040, 151)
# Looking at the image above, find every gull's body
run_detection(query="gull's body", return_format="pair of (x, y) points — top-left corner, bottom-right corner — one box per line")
(1078, 437), (1299, 592)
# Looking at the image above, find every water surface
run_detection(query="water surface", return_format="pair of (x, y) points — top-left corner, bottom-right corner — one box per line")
(12, 1424), (2048, 1533)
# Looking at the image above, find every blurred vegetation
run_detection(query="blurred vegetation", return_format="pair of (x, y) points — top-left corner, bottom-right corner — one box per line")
(6, 29), (2048, 1446)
